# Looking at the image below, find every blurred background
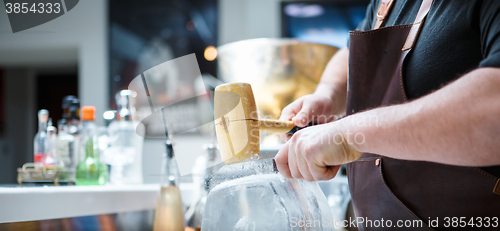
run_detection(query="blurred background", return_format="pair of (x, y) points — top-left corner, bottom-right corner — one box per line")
(0, 0), (368, 184)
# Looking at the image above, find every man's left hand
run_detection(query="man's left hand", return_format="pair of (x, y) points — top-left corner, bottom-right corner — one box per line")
(274, 123), (362, 181)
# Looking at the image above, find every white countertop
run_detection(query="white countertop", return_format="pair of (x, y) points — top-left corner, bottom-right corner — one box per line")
(0, 183), (193, 223)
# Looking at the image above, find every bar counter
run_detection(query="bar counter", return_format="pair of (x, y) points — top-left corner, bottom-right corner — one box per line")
(0, 183), (193, 223)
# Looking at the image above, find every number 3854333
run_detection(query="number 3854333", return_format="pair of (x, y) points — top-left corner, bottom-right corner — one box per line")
(5, 3), (61, 14)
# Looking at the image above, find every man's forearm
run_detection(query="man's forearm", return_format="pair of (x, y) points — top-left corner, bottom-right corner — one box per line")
(315, 47), (349, 115)
(341, 67), (500, 166)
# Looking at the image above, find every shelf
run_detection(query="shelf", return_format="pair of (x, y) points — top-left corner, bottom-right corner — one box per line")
(0, 183), (193, 223)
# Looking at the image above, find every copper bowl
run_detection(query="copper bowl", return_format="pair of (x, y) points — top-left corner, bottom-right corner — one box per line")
(218, 38), (339, 119)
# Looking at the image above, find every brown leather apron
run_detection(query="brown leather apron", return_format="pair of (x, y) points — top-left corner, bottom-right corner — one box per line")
(346, 0), (500, 230)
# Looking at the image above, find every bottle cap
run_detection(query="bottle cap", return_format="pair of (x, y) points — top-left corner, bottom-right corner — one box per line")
(115, 90), (136, 120)
(81, 106), (96, 121)
(38, 109), (49, 123)
(115, 90), (136, 107)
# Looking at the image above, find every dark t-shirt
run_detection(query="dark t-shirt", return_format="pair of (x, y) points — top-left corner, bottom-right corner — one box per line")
(356, 0), (500, 176)
(357, 0), (500, 100)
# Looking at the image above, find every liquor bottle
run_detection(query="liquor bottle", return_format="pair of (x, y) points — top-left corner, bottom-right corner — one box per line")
(43, 118), (60, 167)
(56, 96), (78, 170)
(75, 106), (108, 186)
(34, 109), (49, 164)
(184, 145), (216, 231)
(57, 119), (75, 170)
(104, 90), (143, 184)
(61, 96), (76, 121)
(153, 141), (185, 231)
(65, 97), (81, 135)
(67, 98), (82, 164)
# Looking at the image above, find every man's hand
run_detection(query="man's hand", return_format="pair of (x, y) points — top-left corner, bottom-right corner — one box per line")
(275, 123), (362, 181)
(274, 47), (357, 181)
(278, 94), (338, 141)
(278, 48), (349, 141)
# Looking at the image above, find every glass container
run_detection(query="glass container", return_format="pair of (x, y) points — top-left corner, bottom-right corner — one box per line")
(34, 109), (49, 164)
(103, 90), (143, 184)
(202, 158), (334, 231)
(153, 141), (185, 231)
(75, 106), (108, 186)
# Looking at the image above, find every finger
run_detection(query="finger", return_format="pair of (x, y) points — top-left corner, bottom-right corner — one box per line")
(275, 143), (292, 178)
(309, 162), (340, 181)
(292, 100), (322, 127)
(288, 143), (304, 180)
(278, 133), (293, 143)
(297, 153), (315, 182)
(292, 133), (314, 181)
(280, 100), (304, 122)
(279, 101), (305, 142)
(325, 165), (342, 180)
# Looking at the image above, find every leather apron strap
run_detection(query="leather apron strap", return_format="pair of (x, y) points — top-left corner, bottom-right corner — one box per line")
(374, 0), (434, 51)
(374, 0), (394, 29)
(402, 0), (433, 50)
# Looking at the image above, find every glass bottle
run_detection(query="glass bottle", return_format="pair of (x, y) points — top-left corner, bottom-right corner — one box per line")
(61, 96), (76, 122)
(66, 98), (81, 135)
(153, 141), (185, 231)
(75, 106), (108, 186)
(43, 118), (60, 168)
(57, 119), (74, 170)
(184, 144), (218, 231)
(67, 98), (82, 164)
(56, 96), (78, 171)
(34, 109), (49, 164)
(103, 90), (141, 184)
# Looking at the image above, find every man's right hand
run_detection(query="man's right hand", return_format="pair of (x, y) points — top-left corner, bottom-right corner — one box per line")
(279, 47), (349, 141)
(279, 93), (338, 141)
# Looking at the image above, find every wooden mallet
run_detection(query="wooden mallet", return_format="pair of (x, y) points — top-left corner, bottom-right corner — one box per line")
(214, 82), (305, 164)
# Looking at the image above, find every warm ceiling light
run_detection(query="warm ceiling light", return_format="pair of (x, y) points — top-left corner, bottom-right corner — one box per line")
(204, 46), (217, 61)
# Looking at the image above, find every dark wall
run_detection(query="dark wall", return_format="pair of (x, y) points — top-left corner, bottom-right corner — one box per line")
(0, 69), (77, 184)
(109, 0), (218, 109)
(36, 74), (79, 126)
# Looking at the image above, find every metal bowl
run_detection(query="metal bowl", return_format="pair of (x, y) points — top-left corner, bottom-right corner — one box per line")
(218, 38), (339, 119)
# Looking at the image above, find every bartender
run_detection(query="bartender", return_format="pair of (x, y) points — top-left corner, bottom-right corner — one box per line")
(275, 0), (500, 230)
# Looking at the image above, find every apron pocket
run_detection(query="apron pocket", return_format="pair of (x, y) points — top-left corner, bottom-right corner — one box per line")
(347, 157), (433, 230)
(380, 157), (500, 230)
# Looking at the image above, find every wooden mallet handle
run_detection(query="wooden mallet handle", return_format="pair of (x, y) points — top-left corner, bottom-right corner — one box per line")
(259, 119), (314, 135)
